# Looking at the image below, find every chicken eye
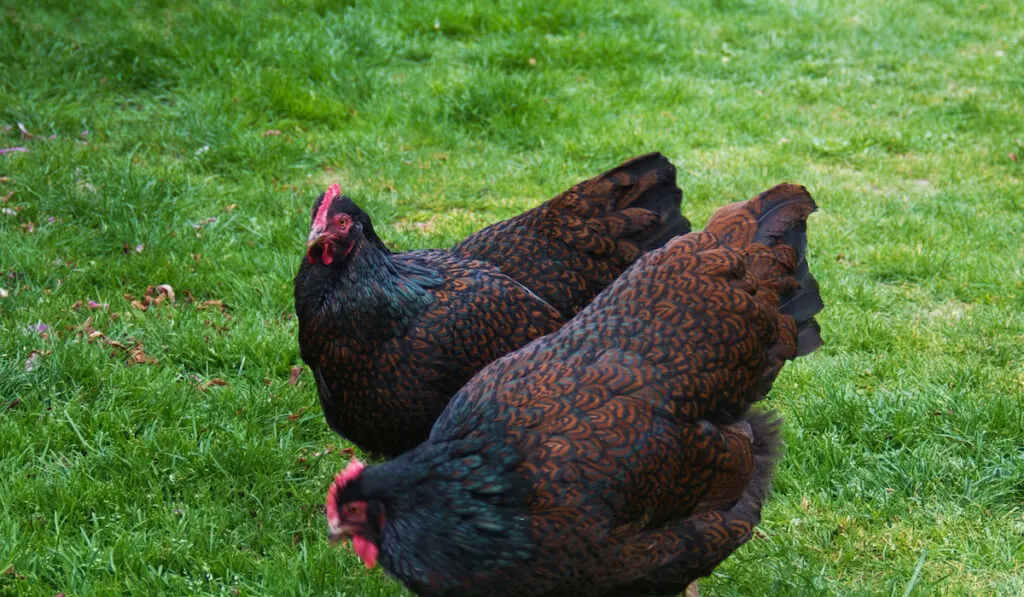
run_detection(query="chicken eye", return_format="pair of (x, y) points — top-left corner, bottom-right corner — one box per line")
(344, 504), (362, 516)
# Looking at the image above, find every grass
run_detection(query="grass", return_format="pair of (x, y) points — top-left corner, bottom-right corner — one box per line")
(1, 0), (1022, 594)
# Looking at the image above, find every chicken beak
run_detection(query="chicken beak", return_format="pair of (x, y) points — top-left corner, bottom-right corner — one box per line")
(327, 522), (354, 546)
(307, 229), (328, 248)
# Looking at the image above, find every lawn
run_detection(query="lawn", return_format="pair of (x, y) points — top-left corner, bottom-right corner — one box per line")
(1, 0), (1022, 595)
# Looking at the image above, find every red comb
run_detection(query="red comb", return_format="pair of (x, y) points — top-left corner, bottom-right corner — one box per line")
(312, 183), (341, 232)
(325, 458), (365, 523)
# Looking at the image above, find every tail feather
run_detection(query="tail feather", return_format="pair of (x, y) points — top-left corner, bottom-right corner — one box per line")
(608, 153), (692, 250)
(453, 152), (691, 318)
(705, 183), (824, 357)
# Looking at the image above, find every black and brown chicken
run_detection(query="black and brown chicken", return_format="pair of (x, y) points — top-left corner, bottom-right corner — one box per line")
(324, 183), (823, 596)
(294, 153), (689, 456)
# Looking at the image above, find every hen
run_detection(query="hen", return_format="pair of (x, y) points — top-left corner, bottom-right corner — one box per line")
(294, 153), (688, 456)
(324, 183), (823, 597)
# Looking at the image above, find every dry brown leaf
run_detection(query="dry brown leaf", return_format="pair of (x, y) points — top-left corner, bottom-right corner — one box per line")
(126, 344), (157, 365)
(24, 349), (52, 372)
(128, 284), (176, 310)
(198, 378), (228, 392)
(289, 366), (303, 385)
(155, 284), (175, 304)
(82, 317), (105, 342)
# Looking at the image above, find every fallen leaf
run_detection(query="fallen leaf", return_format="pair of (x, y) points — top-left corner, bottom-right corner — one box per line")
(198, 378), (228, 392)
(801, 496), (810, 511)
(196, 299), (224, 311)
(1011, 152), (1018, 162)
(128, 284), (176, 310)
(312, 445), (335, 458)
(224, 203), (237, 213)
(287, 406), (308, 421)
(262, 130), (282, 137)
(528, 57), (537, 66)
(24, 349), (51, 371)
(1, 191), (12, 203)
(126, 343), (157, 366)
(155, 284), (175, 304)
(17, 122), (34, 139)
(289, 366), (303, 385)
(87, 300), (108, 310)
(7, 398), (23, 409)
(82, 317), (105, 342)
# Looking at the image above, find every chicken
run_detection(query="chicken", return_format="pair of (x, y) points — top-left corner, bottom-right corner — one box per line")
(324, 183), (823, 596)
(294, 153), (689, 456)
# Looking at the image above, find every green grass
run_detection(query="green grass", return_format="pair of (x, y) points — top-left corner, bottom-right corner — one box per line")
(1, 0), (1022, 595)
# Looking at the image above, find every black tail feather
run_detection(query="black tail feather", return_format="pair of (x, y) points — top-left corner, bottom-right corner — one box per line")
(706, 183), (824, 357)
(613, 153), (691, 251)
